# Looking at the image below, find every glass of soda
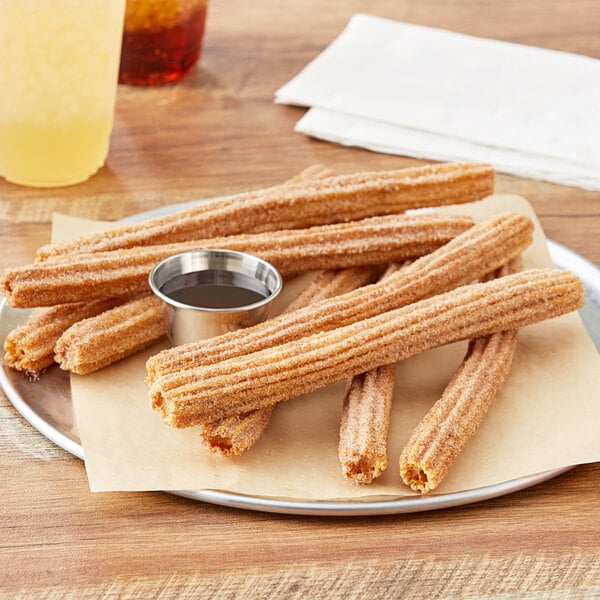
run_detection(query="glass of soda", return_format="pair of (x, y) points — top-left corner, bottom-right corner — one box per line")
(119, 0), (208, 86)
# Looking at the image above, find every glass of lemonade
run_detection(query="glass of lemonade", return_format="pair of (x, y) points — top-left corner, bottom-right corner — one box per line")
(119, 0), (208, 86)
(0, 0), (126, 188)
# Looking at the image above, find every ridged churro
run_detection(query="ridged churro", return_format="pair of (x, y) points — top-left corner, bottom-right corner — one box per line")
(338, 263), (404, 484)
(146, 212), (533, 384)
(35, 162), (493, 262)
(201, 265), (383, 457)
(3, 213), (473, 308)
(3, 297), (132, 376)
(399, 259), (521, 493)
(54, 295), (165, 375)
(152, 269), (583, 428)
(339, 365), (396, 485)
(399, 331), (518, 493)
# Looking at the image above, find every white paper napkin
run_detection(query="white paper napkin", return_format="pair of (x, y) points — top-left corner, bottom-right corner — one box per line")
(276, 14), (600, 190)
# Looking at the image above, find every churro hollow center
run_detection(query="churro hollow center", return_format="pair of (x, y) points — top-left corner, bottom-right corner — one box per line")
(401, 464), (430, 492)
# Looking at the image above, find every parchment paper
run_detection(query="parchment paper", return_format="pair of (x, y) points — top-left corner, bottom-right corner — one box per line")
(62, 195), (600, 497)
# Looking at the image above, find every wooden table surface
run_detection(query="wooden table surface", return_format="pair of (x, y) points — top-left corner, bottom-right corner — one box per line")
(1, 1), (598, 598)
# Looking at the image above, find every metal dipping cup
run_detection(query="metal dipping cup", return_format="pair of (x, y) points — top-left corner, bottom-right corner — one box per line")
(149, 249), (282, 346)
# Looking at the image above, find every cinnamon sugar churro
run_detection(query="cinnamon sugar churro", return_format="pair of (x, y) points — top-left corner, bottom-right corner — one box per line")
(3, 297), (132, 376)
(3, 213), (473, 308)
(146, 212), (533, 384)
(399, 331), (518, 493)
(338, 263), (404, 484)
(54, 295), (165, 375)
(201, 266), (382, 457)
(339, 364), (396, 485)
(35, 162), (493, 262)
(399, 259), (521, 493)
(152, 269), (584, 428)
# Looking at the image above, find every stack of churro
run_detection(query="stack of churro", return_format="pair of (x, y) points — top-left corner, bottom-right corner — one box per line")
(2, 160), (586, 493)
(146, 215), (583, 491)
(3, 161), (492, 377)
(145, 212), (534, 383)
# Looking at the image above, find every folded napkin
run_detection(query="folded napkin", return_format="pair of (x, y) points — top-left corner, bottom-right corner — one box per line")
(276, 14), (600, 190)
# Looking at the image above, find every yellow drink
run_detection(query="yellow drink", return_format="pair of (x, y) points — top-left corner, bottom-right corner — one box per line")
(0, 1), (126, 187)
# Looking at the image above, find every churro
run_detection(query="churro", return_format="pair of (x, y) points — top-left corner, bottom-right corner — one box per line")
(3, 297), (132, 376)
(35, 162), (493, 261)
(54, 295), (165, 375)
(3, 213), (473, 308)
(339, 365), (395, 484)
(151, 269), (584, 428)
(399, 259), (521, 493)
(201, 265), (383, 456)
(146, 212), (533, 384)
(399, 331), (518, 493)
(338, 263), (404, 484)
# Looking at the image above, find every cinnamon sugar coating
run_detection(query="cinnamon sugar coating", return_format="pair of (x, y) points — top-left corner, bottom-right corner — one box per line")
(54, 295), (165, 375)
(200, 408), (276, 458)
(339, 364), (396, 485)
(3, 213), (473, 308)
(283, 266), (383, 314)
(399, 331), (518, 493)
(338, 263), (404, 484)
(35, 162), (493, 262)
(3, 297), (131, 376)
(399, 258), (522, 493)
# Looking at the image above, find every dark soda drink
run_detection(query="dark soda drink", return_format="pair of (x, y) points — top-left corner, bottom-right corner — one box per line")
(119, 0), (207, 86)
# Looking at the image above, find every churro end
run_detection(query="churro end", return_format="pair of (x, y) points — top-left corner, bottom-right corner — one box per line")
(203, 434), (239, 457)
(342, 455), (387, 485)
(400, 464), (433, 493)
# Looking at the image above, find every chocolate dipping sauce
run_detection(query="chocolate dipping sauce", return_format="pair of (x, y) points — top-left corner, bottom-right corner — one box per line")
(160, 270), (270, 309)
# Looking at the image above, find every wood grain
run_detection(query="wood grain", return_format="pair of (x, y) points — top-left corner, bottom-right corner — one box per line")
(2, 553), (599, 599)
(1, 0), (599, 597)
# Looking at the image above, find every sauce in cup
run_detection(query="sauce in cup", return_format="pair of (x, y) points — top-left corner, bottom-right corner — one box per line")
(149, 249), (282, 346)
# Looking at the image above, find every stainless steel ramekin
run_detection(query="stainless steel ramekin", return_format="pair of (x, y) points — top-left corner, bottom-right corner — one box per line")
(149, 249), (282, 346)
